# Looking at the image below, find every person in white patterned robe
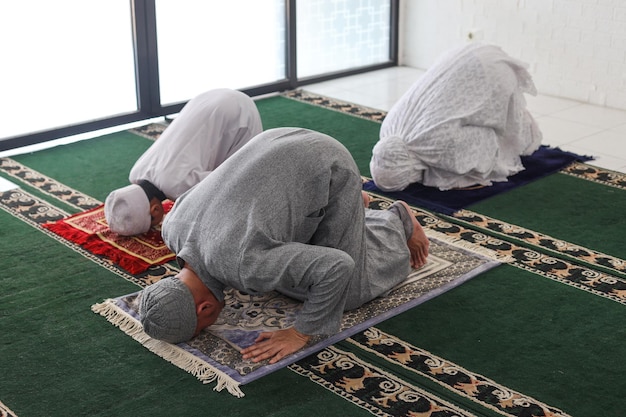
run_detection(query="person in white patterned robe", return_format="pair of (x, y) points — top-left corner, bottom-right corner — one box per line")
(370, 43), (542, 192)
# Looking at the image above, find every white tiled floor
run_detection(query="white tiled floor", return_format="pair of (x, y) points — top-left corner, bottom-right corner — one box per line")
(304, 66), (626, 174)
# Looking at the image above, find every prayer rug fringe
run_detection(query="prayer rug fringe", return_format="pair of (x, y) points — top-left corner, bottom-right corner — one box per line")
(0, 400), (18, 417)
(91, 299), (246, 398)
(43, 221), (154, 275)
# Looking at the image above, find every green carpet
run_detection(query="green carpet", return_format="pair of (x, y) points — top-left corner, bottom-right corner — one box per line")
(256, 94), (382, 176)
(1, 90), (624, 416)
(466, 171), (626, 260)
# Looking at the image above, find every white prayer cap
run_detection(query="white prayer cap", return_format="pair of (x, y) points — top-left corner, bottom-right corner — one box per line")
(139, 277), (197, 343)
(104, 184), (151, 236)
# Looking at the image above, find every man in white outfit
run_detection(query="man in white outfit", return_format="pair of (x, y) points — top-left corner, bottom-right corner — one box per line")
(104, 88), (263, 236)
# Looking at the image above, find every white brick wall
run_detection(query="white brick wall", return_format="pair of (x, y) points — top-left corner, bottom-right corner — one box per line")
(400, 0), (626, 110)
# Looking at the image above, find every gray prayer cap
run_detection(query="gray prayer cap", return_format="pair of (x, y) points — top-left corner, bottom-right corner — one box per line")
(139, 277), (197, 343)
(104, 184), (151, 236)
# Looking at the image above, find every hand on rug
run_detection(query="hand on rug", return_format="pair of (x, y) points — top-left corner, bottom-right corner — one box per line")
(241, 327), (311, 364)
(396, 200), (430, 268)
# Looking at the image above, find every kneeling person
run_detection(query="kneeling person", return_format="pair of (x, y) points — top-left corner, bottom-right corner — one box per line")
(139, 127), (430, 364)
(104, 88), (262, 235)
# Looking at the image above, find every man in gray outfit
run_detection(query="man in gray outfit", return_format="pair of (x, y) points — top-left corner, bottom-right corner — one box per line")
(139, 127), (429, 364)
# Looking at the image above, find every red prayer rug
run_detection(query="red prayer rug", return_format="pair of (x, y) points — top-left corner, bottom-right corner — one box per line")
(43, 201), (175, 274)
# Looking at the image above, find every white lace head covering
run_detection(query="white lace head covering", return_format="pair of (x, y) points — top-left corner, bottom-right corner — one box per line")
(370, 135), (424, 191)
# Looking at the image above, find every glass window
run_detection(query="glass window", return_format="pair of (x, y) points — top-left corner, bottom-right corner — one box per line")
(1, 0), (395, 147)
(0, 1), (136, 140)
(296, 0), (391, 78)
(155, 0), (286, 105)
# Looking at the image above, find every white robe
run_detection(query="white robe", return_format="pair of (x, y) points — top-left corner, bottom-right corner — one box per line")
(129, 88), (263, 200)
(370, 43), (542, 191)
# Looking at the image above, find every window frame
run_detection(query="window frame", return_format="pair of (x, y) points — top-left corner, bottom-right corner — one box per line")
(0, 0), (398, 151)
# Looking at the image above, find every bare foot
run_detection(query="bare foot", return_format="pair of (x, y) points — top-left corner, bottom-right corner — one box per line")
(361, 191), (371, 208)
(396, 200), (429, 269)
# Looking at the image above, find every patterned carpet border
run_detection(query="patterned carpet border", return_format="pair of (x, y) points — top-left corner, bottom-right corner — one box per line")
(450, 209), (626, 278)
(282, 89), (387, 123)
(423, 212), (626, 305)
(348, 327), (571, 417)
(289, 345), (475, 417)
(561, 162), (626, 190)
(129, 122), (169, 141)
(0, 157), (100, 211)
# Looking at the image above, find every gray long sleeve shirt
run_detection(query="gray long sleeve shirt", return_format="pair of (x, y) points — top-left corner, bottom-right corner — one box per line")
(162, 127), (411, 336)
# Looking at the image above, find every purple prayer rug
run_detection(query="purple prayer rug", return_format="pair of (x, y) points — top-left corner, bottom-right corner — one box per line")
(92, 235), (500, 397)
